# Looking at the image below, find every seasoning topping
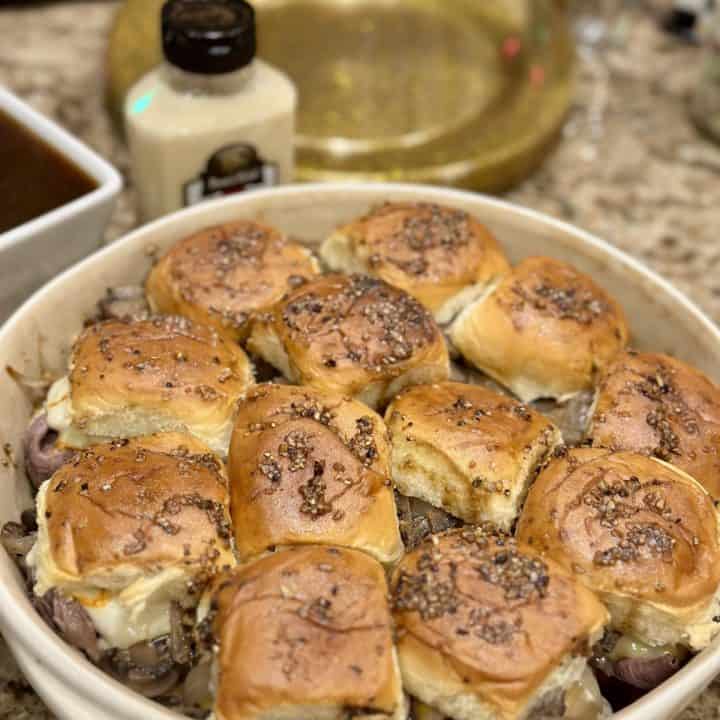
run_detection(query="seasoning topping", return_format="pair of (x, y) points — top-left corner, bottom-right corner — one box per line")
(258, 451), (282, 484)
(508, 272), (610, 325)
(393, 527), (550, 632)
(279, 274), (438, 373)
(593, 523), (676, 567)
(368, 203), (473, 279)
(279, 429), (314, 472)
(347, 416), (378, 467)
(298, 460), (332, 517)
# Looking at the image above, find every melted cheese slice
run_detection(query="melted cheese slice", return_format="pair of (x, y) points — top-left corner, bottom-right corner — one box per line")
(28, 480), (192, 649)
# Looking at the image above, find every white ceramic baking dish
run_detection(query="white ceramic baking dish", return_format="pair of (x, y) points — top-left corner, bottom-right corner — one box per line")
(0, 87), (122, 323)
(0, 184), (718, 720)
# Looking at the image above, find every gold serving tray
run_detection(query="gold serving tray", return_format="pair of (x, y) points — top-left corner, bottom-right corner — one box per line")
(107, 0), (574, 191)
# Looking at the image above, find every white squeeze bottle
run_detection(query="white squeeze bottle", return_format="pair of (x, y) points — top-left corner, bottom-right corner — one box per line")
(125, 0), (296, 221)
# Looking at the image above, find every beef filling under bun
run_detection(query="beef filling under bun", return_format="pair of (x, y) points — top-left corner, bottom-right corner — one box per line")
(45, 316), (253, 456)
(385, 382), (561, 530)
(517, 448), (720, 651)
(228, 383), (403, 564)
(320, 202), (510, 324)
(391, 527), (609, 720)
(202, 545), (406, 720)
(27, 433), (234, 653)
(146, 220), (320, 343)
(589, 350), (720, 499)
(247, 273), (450, 409)
(450, 257), (629, 403)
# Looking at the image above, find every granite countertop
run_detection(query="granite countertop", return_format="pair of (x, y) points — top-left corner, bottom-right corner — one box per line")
(2, 1), (720, 718)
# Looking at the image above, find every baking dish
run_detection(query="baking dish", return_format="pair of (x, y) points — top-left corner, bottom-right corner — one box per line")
(0, 183), (719, 720)
(0, 87), (122, 323)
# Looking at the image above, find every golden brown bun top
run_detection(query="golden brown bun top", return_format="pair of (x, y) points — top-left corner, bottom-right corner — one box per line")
(392, 527), (607, 709)
(69, 316), (252, 422)
(453, 256), (629, 400)
(591, 351), (720, 499)
(339, 202), (510, 312)
(386, 381), (557, 486)
(253, 273), (449, 396)
(210, 545), (401, 719)
(146, 220), (319, 341)
(44, 433), (233, 578)
(517, 448), (720, 609)
(500, 256), (628, 353)
(228, 383), (402, 561)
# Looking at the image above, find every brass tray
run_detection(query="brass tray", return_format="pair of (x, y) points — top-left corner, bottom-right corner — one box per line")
(107, 0), (574, 192)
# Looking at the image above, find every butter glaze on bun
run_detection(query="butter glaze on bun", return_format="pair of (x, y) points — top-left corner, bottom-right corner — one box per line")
(29, 433), (234, 649)
(228, 383), (403, 564)
(517, 448), (720, 650)
(391, 527), (608, 720)
(450, 257), (629, 402)
(590, 350), (720, 499)
(385, 382), (561, 529)
(146, 220), (320, 342)
(321, 203), (510, 323)
(247, 273), (449, 408)
(208, 545), (405, 720)
(45, 316), (253, 455)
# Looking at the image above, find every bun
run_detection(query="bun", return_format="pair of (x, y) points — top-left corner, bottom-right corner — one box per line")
(450, 257), (629, 402)
(208, 545), (405, 720)
(146, 220), (319, 342)
(385, 382), (561, 529)
(517, 448), (720, 650)
(247, 273), (449, 408)
(29, 433), (234, 649)
(228, 383), (403, 564)
(45, 316), (253, 455)
(590, 350), (720, 499)
(391, 527), (608, 720)
(321, 203), (510, 323)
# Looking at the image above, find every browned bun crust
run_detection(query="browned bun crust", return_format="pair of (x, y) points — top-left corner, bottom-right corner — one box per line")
(43, 433), (233, 578)
(228, 383), (403, 563)
(323, 202), (510, 316)
(385, 381), (561, 528)
(247, 273), (449, 408)
(517, 448), (720, 613)
(146, 220), (319, 342)
(391, 527), (607, 719)
(210, 545), (403, 720)
(450, 257), (629, 402)
(66, 316), (253, 452)
(590, 351), (720, 499)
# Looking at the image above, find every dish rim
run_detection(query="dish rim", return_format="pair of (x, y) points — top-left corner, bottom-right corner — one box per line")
(1, 182), (719, 720)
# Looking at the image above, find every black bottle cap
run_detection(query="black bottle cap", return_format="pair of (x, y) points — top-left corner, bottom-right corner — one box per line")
(162, 0), (256, 75)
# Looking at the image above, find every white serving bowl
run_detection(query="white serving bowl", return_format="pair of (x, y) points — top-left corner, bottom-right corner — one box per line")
(0, 184), (718, 720)
(0, 87), (122, 323)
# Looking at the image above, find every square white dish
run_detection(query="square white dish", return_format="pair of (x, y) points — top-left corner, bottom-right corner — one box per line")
(0, 183), (719, 720)
(0, 86), (122, 323)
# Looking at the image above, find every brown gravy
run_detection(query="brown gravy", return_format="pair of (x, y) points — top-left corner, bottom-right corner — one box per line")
(0, 108), (98, 234)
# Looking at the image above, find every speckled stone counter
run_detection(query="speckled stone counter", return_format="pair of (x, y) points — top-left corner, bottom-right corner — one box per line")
(1, 1), (720, 718)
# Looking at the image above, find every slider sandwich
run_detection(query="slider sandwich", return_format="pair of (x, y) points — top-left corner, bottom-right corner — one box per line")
(385, 381), (561, 530)
(518, 448), (720, 690)
(26, 433), (234, 697)
(248, 273), (449, 409)
(147, 219), (320, 342)
(44, 315), (253, 458)
(588, 350), (720, 499)
(321, 202), (510, 324)
(450, 257), (629, 402)
(228, 383), (403, 564)
(392, 527), (609, 720)
(197, 545), (406, 720)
